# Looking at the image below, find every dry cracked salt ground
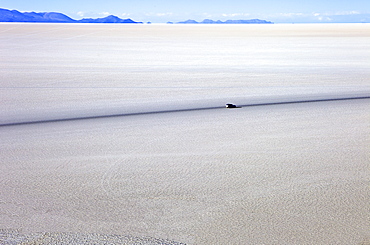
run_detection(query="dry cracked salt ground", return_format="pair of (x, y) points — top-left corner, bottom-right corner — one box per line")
(0, 230), (185, 245)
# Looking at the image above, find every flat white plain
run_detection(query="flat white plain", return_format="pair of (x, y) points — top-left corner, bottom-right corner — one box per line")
(0, 23), (369, 244)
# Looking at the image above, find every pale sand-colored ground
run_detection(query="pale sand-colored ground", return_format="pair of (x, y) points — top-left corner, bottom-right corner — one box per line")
(1, 99), (369, 244)
(0, 24), (370, 244)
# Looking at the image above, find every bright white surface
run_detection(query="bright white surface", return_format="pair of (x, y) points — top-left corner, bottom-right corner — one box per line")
(0, 24), (369, 244)
(1, 24), (369, 124)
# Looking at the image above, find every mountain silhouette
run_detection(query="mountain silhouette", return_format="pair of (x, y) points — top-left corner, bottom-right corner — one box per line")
(0, 8), (142, 23)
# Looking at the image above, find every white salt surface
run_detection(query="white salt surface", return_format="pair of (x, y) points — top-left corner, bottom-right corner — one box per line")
(1, 23), (369, 124)
(0, 23), (369, 244)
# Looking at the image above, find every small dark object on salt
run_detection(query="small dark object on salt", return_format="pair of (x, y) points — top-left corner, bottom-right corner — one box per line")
(226, 103), (240, 108)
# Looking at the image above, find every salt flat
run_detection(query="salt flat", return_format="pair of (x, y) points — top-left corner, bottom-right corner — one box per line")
(0, 23), (369, 244)
(1, 23), (369, 124)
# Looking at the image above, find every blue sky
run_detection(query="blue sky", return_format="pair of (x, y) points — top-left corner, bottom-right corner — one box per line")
(1, 0), (369, 23)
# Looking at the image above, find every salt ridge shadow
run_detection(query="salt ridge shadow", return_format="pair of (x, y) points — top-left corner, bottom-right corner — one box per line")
(1, 95), (369, 127)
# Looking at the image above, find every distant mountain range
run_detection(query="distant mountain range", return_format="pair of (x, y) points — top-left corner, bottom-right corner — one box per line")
(0, 8), (142, 23)
(0, 8), (273, 24)
(176, 19), (273, 24)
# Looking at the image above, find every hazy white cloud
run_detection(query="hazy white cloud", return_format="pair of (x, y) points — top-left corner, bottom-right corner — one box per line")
(276, 12), (305, 17)
(100, 12), (111, 16)
(156, 12), (173, 17)
(273, 11), (364, 18)
(309, 11), (362, 21)
(76, 11), (85, 17)
(221, 13), (251, 17)
(313, 11), (361, 17)
(120, 13), (131, 17)
(333, 10), (360, 15)
(74, 11), (102, 19)
(144, 12), (173, 17)
(201, 13), (213, 18)
(74, 11), (133, 19)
